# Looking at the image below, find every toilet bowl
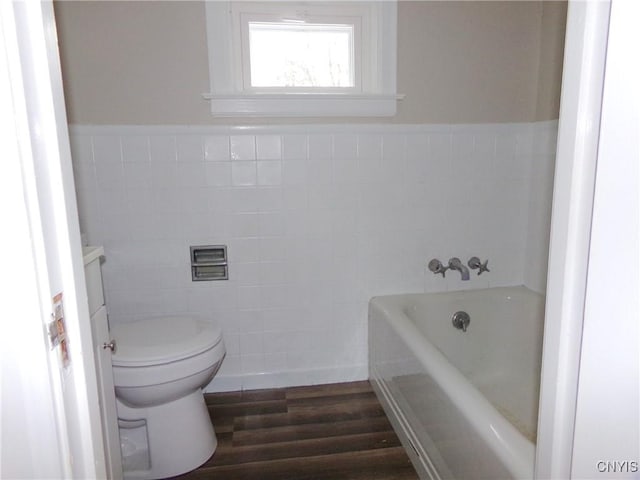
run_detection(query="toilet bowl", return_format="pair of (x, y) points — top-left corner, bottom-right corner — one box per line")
(111, 315), (225, 480)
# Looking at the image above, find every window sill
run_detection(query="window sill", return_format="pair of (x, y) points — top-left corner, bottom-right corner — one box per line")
(202, 93), (405, 118)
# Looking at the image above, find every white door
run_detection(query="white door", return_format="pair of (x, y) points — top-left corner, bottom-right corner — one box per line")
(537, 0), (640, 477)
(0, 1), (107, 477)
(570, 0), (639, 476)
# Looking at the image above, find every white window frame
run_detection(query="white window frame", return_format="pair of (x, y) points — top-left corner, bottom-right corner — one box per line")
(204, 1), (402, 117)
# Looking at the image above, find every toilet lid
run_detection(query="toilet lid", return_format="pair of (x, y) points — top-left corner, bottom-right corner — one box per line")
(110, 316), (223, 367)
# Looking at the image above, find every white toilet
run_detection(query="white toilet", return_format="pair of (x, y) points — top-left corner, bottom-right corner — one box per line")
(110, 315), (225, 480)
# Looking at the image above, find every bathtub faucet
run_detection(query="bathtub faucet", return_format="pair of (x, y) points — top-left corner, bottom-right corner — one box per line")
(448, 257), (470, 281)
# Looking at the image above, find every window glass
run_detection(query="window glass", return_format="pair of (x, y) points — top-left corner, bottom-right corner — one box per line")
(248, 22), (354, 88)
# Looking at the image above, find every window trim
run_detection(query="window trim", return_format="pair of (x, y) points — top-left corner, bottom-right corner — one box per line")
(204, 1), (402, 117)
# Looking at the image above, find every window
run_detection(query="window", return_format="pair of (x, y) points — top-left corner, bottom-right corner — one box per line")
(246, 22), (355, 90)
(204, 1), (402, 117)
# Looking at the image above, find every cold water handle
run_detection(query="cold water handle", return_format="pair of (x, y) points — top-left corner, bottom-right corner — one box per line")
(468, 256), (490, 275)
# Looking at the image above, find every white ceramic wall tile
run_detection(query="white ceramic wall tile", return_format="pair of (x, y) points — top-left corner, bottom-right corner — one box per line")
(333, 133), (358, 158)
(230, 135), (256, 161)
(282, 160), (307, 186)
(95, 161), (124, 189)
(307, 160), (333, 185)
(92, 135), (122, 164)
(72, 162), (97, 190)
(428, 133), (454, 172)
(523, 120), (558, 293)
(176, 136), (203, 163)
(150, 161), (178, 188)
(256, 135), (282, 160)
(231, 161), (257, 186)
(256, 161), (282, 186)
(332, 157), (358, 184)
(149, 135), (177, 163)
(123, 162), (152, 189)
(357, 133), (382, 160)
(204, 135), (230, 162)
(70, 121), (556, 392)
(227, 188), (258, 213)
(256, 187), (283, 212)
(69, 134), (94, 164)
(205, 163), (232, 187)
(282, 134), (308, 160)
(121, 136), (150, 163)
(308, 134), (333, 160)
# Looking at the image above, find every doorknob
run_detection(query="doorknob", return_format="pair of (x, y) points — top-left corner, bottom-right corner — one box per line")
(102, 340), (116, 353)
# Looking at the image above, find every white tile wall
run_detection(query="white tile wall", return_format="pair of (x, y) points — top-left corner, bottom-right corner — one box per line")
(523, 120), (559, 293)
(69, 121), (557, 392)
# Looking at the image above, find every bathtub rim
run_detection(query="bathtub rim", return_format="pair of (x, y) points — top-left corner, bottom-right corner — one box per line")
(368, 287), (538, 479)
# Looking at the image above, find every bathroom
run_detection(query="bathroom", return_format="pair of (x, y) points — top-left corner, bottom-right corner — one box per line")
(55, 1), (563, 476)
(2, 1), (638, 479)
(55, 0), (563, 391)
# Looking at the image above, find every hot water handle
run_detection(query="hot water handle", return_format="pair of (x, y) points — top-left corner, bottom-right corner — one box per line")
(428, 259), (449, 277)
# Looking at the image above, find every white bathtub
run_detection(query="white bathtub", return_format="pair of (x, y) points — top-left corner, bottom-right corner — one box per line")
(368, 286), (544, 479)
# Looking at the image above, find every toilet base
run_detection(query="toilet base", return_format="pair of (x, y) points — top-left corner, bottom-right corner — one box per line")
(117, 389), (217, 480)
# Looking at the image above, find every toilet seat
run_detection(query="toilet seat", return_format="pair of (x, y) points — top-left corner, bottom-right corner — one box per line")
(111, 316), (223, 367)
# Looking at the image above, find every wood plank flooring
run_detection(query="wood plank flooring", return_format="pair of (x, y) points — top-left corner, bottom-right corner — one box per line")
(172, 381), (419, 480)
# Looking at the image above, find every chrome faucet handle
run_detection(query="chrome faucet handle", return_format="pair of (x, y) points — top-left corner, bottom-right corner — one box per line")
(478, 260), (490, 274)
(452, 311), (470, 332)
(428, 259), (448, 277)
(468, 257), (490, 275)
(468, 257), (481, 269)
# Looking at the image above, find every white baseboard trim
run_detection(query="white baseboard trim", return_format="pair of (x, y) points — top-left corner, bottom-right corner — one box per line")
(204, 364), (369, 393)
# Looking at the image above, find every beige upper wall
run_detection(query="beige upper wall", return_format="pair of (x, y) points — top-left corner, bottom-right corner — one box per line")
(535, 0), (568, 121)
(54, 1), (566, 125)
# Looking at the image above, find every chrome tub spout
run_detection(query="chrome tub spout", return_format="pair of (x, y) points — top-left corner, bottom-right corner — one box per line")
(448, 257), (470, 280)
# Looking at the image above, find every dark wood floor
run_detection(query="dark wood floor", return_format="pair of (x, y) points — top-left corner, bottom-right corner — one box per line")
(172, 380), (419, 480)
